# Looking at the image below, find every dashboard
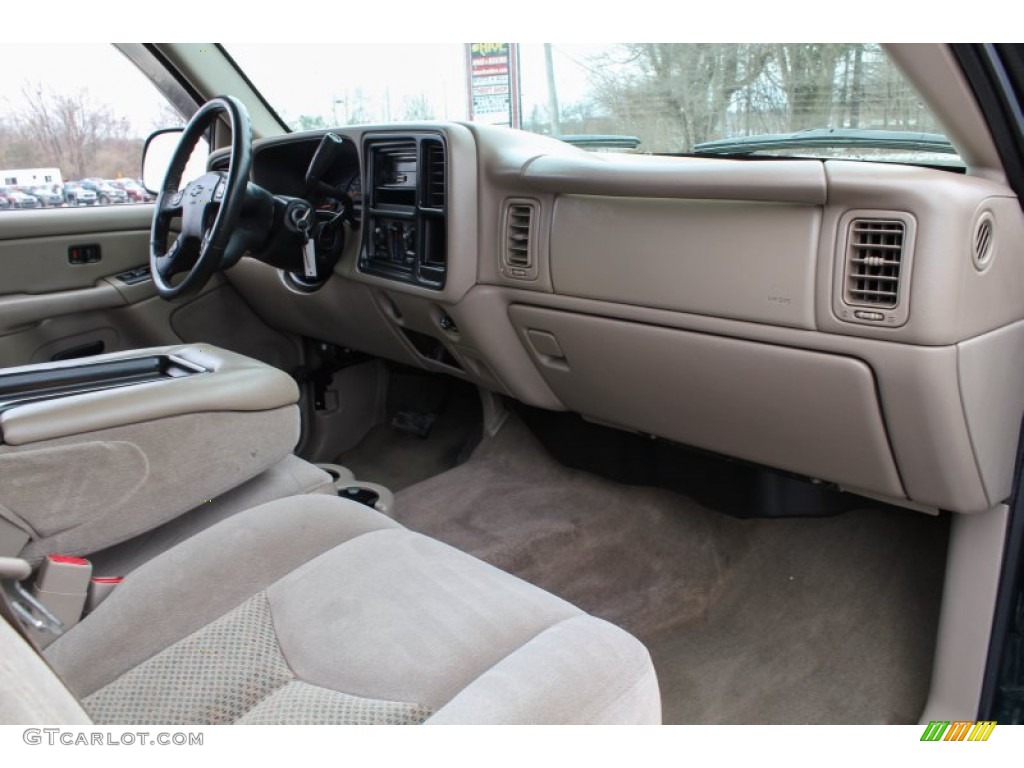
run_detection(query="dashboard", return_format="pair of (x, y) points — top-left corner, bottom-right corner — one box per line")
(215, 121), (1024, 517)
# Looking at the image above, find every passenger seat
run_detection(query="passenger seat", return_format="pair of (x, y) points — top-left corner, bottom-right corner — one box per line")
(2, 495), (661, 725)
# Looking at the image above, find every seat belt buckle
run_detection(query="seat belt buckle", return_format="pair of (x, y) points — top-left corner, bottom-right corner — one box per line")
(26, 555), (93, 646)
(85, 576), (123, 614)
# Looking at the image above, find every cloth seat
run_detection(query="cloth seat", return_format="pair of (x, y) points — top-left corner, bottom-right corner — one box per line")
(6, 495), (660, 724)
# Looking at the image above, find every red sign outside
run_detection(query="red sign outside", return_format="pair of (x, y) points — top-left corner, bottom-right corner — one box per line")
(466, 44), (521, 128)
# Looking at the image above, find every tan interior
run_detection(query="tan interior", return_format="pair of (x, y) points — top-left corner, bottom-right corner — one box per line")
(0, 42), (1018, 725)
(220, 121), (1024, 518)
(0, 345), (300, 558)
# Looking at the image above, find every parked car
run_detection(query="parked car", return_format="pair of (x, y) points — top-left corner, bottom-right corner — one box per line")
(26, 186), (64, 207)
(0, 195), (10, 211)
(109, 178), (152, 202)
(79, 179), (128, 205)
(63, 182), (98, 206)
(0, 186), (41, 209)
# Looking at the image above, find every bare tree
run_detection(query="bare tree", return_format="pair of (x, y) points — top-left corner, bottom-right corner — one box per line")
(592, 44), (772, 152)
(399, 94), (435, 121)
(295, 114), (328, 132)
(773, 44), (848, 131)
(152, 103), (186, 131)
(585, 43), (943, 153)
(345, 89), (373, 125)
(13, 85), (132, 178)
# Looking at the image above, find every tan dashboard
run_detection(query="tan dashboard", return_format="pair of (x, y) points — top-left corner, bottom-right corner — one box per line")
(226, 122), (1024, 516)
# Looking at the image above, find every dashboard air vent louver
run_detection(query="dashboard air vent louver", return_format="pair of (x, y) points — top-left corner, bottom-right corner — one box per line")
(378, 143), (418, 166)
(973, 212), (994, 271)
(422, 139), (446, 209)
(844, 219), (905, 308)
(832, 210), (915, 328)
(370, 140), (418, 208)
(505, 202), (535, 270)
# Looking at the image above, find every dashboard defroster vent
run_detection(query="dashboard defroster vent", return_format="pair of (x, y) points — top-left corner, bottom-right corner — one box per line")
(502, 199), (539, 280)
(833, 211), (916, 328)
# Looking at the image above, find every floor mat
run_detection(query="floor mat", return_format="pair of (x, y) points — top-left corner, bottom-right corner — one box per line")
(391, 416), (948, 724)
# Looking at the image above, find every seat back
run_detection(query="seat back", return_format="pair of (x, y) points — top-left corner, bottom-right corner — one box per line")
(0, 617), (92, 724)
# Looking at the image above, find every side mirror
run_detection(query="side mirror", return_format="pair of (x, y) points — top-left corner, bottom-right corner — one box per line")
(142, 128), (210, 194)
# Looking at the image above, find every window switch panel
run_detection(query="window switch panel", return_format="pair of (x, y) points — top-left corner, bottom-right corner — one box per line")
(68, 245), (101, 265)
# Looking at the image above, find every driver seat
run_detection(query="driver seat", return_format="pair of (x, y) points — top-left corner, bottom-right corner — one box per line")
(3, 494), (661, 724)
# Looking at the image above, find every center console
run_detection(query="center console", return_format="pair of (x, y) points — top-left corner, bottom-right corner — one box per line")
(359, 132), (448, 289)
(0, 345), (301, 561)
(0, 354), (206, 426)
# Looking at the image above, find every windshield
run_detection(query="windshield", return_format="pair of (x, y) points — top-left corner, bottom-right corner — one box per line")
(227, 43), (959, 166)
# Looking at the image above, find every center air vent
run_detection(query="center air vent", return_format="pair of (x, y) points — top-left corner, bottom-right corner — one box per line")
(360, 132), (448, 290)
(371, 141), (418, 207)
(502, 199), (539, 280)
(422, 139), (446, 209)
(833, 210), (916, 328)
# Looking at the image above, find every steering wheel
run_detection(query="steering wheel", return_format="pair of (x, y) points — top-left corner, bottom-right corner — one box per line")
(149, 95), (253, 300)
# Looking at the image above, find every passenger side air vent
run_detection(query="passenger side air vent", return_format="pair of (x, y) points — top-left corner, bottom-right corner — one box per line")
(502, 199), (539, 280)
(422, 139), (446, 209)
(833, 210), (916, 328)
(845, 219), (904, 308)
(507, 205), (533, 266)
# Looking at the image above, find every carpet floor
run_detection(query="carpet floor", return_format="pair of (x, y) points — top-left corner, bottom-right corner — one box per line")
(335, 374), (481, 492)
(389, 415), (949, 724)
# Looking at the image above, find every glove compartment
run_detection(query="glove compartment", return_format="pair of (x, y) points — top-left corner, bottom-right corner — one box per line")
(509, 304), (905, 501)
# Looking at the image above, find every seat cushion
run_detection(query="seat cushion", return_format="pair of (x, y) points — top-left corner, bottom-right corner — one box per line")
(45, 495), (660, 724)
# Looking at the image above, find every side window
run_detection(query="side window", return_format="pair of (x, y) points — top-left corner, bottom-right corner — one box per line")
(0, 44), (185, 210)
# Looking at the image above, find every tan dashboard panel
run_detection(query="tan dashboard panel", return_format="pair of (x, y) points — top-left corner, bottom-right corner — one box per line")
(509, 304), (905, 500)
(957, 319), (1024, 507)
(815, 162), (1024, 345)
(521, 153), (827, 204)
(549, 196), (820, 329)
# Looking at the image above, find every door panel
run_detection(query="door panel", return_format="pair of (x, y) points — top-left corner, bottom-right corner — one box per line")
(0, 206), (154, 294)
(0, 206), (153, 364)
(0, 206), (302, 372)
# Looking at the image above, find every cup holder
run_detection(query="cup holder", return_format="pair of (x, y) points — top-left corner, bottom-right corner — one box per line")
(339, 486), (380, 507)
(315, 464), (393, 515)
(315, 463), (355, 486)
(332, 479), (394, 516)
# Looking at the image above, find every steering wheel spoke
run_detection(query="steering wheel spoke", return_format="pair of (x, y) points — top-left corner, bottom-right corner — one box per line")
(154, 237), (198, 281)
(158, 189), (185, 218)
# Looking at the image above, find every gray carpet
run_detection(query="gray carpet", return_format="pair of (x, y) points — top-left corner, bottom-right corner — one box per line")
(391, 416), (948, 724)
